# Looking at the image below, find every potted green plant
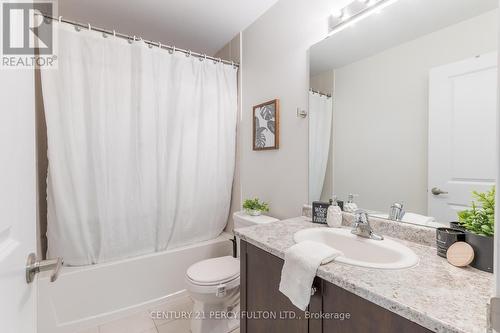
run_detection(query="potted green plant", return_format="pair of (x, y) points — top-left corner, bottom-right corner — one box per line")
(457, 187), (495, 273)
(243, 198), (270, 216)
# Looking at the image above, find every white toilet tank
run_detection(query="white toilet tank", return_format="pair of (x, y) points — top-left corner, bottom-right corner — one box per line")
(233, 211), (279, 256)
(233, 211), (279, 229)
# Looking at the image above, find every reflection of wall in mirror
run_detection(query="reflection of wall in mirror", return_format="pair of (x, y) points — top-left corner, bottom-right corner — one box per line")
(310, 70), (334, 202)
(332, 9), (497, 215)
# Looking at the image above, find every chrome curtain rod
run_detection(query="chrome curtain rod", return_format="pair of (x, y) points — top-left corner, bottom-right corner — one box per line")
(39, 14), (240, 68)
(309, 88), (332, 98)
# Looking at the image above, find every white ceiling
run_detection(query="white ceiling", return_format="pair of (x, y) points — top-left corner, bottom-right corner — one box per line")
(310, 0), (498, 74)
(59, 0), (279, 56)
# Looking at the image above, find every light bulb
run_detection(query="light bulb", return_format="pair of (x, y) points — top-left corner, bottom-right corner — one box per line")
(331, 9), (344, 19)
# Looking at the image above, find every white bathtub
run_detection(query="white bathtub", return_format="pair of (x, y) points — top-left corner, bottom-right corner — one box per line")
(37, 233), (233, 333)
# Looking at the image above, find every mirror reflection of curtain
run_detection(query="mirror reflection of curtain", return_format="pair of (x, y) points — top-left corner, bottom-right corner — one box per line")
(308, 91), (333, 202)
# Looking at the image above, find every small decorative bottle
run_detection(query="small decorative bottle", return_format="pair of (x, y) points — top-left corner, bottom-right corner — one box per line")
(343, 194), (359, 213)
(327, 197), (343, 228)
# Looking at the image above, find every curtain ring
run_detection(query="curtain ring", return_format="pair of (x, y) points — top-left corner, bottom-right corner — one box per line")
(58, 16), (63, 23)
(158, 42), (162, 49)
(218, 58), (222, 64)
(102, 32), (108, 38)
(231, 61), (234, 68)
(87, 23), (91, 31)
(186, 50), (192, 57)
(199, 54), (206, 62)
(74, 25), (81, 32)
(112, 30), (116, 37)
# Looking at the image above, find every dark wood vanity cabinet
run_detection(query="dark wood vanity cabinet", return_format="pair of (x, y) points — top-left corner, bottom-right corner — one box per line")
(240, 241), (432, 333)
(240, 240), (310, 333)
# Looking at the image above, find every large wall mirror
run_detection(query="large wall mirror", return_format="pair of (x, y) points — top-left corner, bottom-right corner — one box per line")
(308, 0), (498, 227)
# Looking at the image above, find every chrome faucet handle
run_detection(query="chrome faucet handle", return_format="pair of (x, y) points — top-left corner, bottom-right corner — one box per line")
(353, 209), (369, 224)
(389, 202), (405, 221)
(351, 210), (384, 241)
(398, 208), (406, 221)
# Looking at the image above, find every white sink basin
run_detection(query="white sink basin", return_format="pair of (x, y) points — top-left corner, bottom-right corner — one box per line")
(293, 228), (419, 269)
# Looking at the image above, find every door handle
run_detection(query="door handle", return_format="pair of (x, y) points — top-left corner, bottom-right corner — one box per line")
(26, 253), (63, 284)
(431, 187), (449, 196)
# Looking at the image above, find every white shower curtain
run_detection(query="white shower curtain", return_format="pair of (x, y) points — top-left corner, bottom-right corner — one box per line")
(309, 92), (333, 203)
(41, 23), (238, 265)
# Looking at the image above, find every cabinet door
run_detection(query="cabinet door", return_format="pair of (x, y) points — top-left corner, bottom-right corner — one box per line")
(322, 281), (432, 333)
(241, 241), (309, 333)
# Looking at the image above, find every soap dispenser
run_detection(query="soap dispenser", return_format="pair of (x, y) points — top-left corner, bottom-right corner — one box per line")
(344, 194), (359, 213)
(327, 197), (343, 228)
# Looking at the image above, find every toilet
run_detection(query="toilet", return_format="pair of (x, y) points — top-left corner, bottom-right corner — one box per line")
(185, 211), (279, 333)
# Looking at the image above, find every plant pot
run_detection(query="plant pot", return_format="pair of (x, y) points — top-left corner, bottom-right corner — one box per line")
(246, 209), (262, 216)
(449, 221), (465, 231)
(436, 228), (465, 258)
(464, 231), (493, 273)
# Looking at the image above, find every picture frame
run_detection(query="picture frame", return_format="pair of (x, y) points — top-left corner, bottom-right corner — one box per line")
(253, 99), (280, 150)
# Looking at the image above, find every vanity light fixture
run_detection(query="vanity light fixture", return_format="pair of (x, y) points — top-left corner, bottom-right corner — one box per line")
(328, 0), (400, 36)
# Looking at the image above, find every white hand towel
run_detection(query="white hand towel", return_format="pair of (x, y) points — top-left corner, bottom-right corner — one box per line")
(279, 240), (343, 311)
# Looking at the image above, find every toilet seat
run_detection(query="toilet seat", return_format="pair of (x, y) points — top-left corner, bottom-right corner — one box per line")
(187, 256), (239, 285)
(186, 256), (240, 295)
(186, 274), (240, 295)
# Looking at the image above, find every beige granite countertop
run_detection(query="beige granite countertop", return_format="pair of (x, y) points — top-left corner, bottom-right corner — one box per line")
(234, 217), (493, 333)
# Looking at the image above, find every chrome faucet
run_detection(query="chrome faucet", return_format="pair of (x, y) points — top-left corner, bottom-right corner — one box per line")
(388, 202), (405, 221)
(351, 210), (384, 241)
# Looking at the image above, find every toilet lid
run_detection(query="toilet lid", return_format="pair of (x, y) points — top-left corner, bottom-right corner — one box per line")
(186, 256), (240, 285)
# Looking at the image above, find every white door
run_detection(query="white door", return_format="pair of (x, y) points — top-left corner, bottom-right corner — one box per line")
(0, 40), (37, 333)
(428, 52), (497, 223)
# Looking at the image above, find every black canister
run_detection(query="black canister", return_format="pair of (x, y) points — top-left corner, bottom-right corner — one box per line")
(436, 228), (466, 258)
(449, 221), (465, 231)
(465, 231), (493, 273)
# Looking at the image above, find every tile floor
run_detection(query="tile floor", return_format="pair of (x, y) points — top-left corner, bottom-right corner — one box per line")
(76, 295), (240, 333)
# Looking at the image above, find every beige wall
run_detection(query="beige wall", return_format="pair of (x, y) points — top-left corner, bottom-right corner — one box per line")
(214, 34), (241, 63)
(310, 70), (334, 96)
(215, 34), (242, 232)
(241, 0), (351, 219)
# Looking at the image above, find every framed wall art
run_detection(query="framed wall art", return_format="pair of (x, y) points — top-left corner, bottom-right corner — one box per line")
(253, 99), (280, 150)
